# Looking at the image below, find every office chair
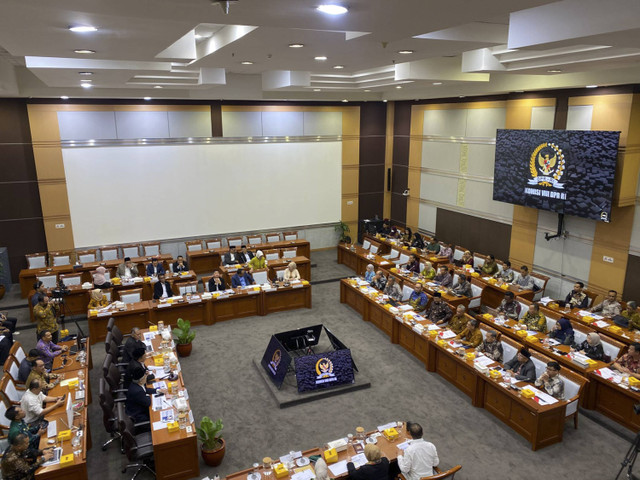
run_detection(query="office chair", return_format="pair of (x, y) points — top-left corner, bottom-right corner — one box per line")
(99, 378), (123, 452)
(117, 403), (156, 479)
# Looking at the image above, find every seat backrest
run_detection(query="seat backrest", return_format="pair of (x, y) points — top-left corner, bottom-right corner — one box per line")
(99, 378), (117, 432)
(37, 273), (58, 289)
(253, 271), (269, 285)
(283, 231), (298, 241)
(116, 403), (139, 462)
(105, 363), (122, 391)
(102, 353), (113, 378)
(227, 236), (243, 248)
(453, 247), (465, 261)
(186, 241), (202, 252)
(11, 343), (25, 364)
(422, 464), (462, 480)
(362, 239), (371, 251)
(282, 248), (297, 259)
(60, 274), (82, 286)
(26, 253), (47, 269)
(266, 233), (281, 243)
(247, 235), (262, 245)
(370, 244), (379, 254)
(4, 377), (21, 403)
(530, 356), (547, 378)
(501, 341), (517, 365)
(100, 247), (120, 261)
(5, 357), (21, 384)
(398, 253), (410, 265)
(265, 250), (280, 261)
(77, 250), (97, 263)
(201, 275), (213, 292)
(474, 255), (485, 268)
(275, 268), (286, 280)
(0, 400), (8, 429)
(107, 317), (116, 332)
(517, 300), (529, 319)
(143, 243), (160, 256)
(601, 339), (621, 362)
(102, 289), (113, 302)
(546, 316), (557, 333)
(121, 245), (140, 259)
(206, 238), (222, 249)
(178, 282), (198, 295)
(402, 285), (413, 301)
(111, 325), (123, 345)
(52, 253), (71, 266)
(573, 329), (587, 345)
(563, 376), (581, 416)
(119, 289), (142, 304)
(387, 249), (400, 260)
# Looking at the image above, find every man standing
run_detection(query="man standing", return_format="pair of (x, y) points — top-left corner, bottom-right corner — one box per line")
(20, 379), (65, 425)
(590, 290), (622, 318)
(408, 284), (429, 312)
(534, 361), (565, 399)
(497, 291), (521, 320)
(153, 273), (174, 300)
(33, 295), (60, 343)
(397, 422), (439, 480)
(504, 349), (536, 383)
(425, 292), (452, 323)
(30, 281), (47, 307)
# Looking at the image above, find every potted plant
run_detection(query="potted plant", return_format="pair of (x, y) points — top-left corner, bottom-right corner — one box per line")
(334, 221), (351, 244)
(173, 317), (195, 357)
(197, 416), (225, 466)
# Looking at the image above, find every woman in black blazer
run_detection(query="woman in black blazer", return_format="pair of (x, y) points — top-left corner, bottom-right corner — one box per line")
(347, 444), (389, 480)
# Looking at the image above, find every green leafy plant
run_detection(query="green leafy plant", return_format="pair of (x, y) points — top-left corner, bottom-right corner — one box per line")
(173, 318), (196, 345)
(334, 221), (351, 243)
(197, 416), (223, 451)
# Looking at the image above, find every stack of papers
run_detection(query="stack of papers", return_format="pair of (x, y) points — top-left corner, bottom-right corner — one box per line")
(539, 297), (554, 306)
(396, 440), (410, 451)
(594, 320), (610, 328)
(474, 355), (495, 367)
(377, 422), (396, 431)
(438, 330), (456, 339)
(291, 470), (314, 480)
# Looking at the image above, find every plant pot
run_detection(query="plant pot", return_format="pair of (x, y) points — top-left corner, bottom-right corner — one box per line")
(176, 342), (192, 357)
(201, 438), (225, 466)
(0, 285), (5, 301)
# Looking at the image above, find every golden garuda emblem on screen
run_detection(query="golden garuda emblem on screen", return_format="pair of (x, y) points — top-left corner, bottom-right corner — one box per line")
(528, 142), (565, 189)
(315, 357), (335, 379)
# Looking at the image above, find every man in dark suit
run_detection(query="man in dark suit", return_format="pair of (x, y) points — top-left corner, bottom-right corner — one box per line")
(231, 267), (254, 288)
(222, 245), (238, 266)
(146, 257), (165, 277)
(153, 274), (174, 299)
(237, 245), (254, 264)
(124, 347), (154, 387)
(504, 348), (536, 383)
(122, 328), (146, 363)
(208, 271), (226, 292)
(125, 367), (164, 429)
(173, 255), (189, 273)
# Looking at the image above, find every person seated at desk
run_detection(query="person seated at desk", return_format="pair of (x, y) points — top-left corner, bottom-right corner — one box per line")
(123, 327), (146, 363)
(0, 311), (16, 341)
(425, 237), (441, 255)
(622, 301), (640, 330)
(408, 284), (429, 313)
(571, 332), (604, 361)
(364, 264), (375, 283)
(248, 250), (267, 270)
(231, 267), (254, 288)
(153, 273), (174, 300)
(535, 361), (565, 399)
(433, 266), (452, 288)
(476, 330), (503, 362)
(514, 265), (535, 291)
(438, 243), (453, 261)
(397, 422), (439, 480)
(411, 233), (425, 250)
(401, 227), (413, 245)
(30, 281), (47, 307)
(383, 276), (402, 302)
(126, 367), (165, 430)
(208, 271), (226, 292)
(379, 218), (391, 236)
(146, 257), (165, 277)
(406, 254), (421, 275)
(504, 348), (536, 383)
(425, 292), (452, 323)
(451, 275), (472, 297)
(20, 379), (65, 426)
(26, 359), (59, 394)
(548, 318), (574, 345)
(613, 342), (640, 379)
(590, 290), (622, 318)
(222, 245), (239, 266)
(421, 261), (436, 280)
(493, 260), (514, 283)
(18, 350), (40, 383)
(315, 457), (330, 480)
(497, 291), (521, 320)
(481, 254), (499, 276)
(36, 330), (67, 370)
(5, 406), (47, 453)
(34, 295), (59, 344)
(520, 303), (547, 332)
(440, 304), (467, 331)
(93, 266), (111, 289)
(116, 257), (138, 278)
(88, 288), (109, 309)
(347, 444), (389, 480)
(125, 347), (154, 387)
(455, 250), (474, 268)
(237, 245), (254, 264)
(456, 317), (482, 348)
(370, 270), (386, 290)
(173, 255), (189, 273)
(559, 282), (588, 309)
(284, 262), (301, 281)
(1, 433), (53, 480)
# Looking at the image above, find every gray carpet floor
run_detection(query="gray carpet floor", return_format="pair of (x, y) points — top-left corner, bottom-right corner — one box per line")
(0, 249), (634, 480)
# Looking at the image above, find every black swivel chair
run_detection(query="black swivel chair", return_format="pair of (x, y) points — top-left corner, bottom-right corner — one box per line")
(98, 378), (123, 452)
(106, 317), (116, 332)
(117, 403), (155, 479)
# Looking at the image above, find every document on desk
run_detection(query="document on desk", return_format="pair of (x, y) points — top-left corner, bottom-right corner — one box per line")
(377, 421), (397, 432)
(291, 470), (314, 480)
(596, 367), (615, 379)
(152, 421), (166, 431)
(152, 395), (164, 411)
(350, 453), (367, 468)
(328, 460), (349, 476)
(143, 331), (157, 341)
(152, 381), (168, 390)
(474, 355), (495, 367)
(535, 391), (559, 405)
(539, 296), (553, 306)
(396, 440), (410, 451)
(60, 377), (78, 387)
(427, 324), (440, 331)
(594, 320), (610, 328)
(438, 330), (456, 339)
(160, 409), (175, 423)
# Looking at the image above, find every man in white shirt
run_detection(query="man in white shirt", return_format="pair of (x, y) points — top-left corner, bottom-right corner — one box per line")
(397, 422), (439, 480)
(20, 379), (65, 425)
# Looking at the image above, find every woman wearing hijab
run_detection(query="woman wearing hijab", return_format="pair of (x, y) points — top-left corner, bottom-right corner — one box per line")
(421, 261), (436, 280)
(283, 262), (300, 281)
(411, 233), (425, 250)
(248, 250), (267, 270)
(88, 289), (109, 309)
(549, 317), (575, 345)
(93, 266), (111, 289)
(364, 264), (375, 283)
(572, 332), (604, 360)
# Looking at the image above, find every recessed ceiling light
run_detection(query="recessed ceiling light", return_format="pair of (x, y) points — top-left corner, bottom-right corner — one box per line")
(398, 50), (414, 55)
(547, 69), (562, 73)
(396, 85), (402, 89)
(313, 89), (321, 92)
(68, 25), (97, 33)
(80, 78), (92, 82)
(432, 82), (442, 85)
(144, 97), (151, 101)
(289, 43), (304, 48)
(341, 99), (348, 102)
(333, 65), (344, 69)
(74, 49), (95, 54)
(383, 100), (388, 103)
(314, 56), (327, 61)
(364, 89), (371, 92)
(60, 96), (69, 100)
(586, 84), (598, 88)
(241, 61), (254, 65)
(78, 71), (93, 76)
(317, 5), (348, 15)
(459, 95), (465, 98)
(154, 85), (163, 89)
(81, 83), (92, 89)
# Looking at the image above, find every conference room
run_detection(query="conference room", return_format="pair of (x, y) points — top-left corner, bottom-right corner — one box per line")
(3, 1), (640, 480)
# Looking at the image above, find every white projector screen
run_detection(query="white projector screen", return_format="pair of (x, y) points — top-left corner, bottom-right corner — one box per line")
(62, 142), (342, 247)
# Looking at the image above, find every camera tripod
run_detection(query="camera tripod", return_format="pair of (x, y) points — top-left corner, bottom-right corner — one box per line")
(616, 432), (640, 480)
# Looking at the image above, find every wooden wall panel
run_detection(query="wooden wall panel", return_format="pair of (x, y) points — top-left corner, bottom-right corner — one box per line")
(384, 102), (395, 219)
(32, 147), (65, 181)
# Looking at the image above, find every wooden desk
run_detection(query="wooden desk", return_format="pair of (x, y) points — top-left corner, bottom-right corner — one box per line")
(149, 298), (210, 327)
(143, 329), (199, 480)
(586, 371), (640, 431)
(363, 234), (450, 267)
(337, 243), (393, 275)
(478, 281), (534, 309)
(386, 270), (470, 310)
(262, 282), (312, 314)
(209, 289), (263, 321)
(267, 256), (311, 281)
(88, 301), (150, 344)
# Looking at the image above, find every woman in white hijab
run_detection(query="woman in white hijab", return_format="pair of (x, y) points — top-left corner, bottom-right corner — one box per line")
(249, 250), (267, 270)
(283, 261), (301, 281)
(572, 332), (605, 360)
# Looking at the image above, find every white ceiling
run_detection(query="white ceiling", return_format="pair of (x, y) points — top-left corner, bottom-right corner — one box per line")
(1, 0), (640, 101)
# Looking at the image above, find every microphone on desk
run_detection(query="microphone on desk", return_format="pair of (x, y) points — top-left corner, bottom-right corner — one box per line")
(147, 319), (157, 326)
